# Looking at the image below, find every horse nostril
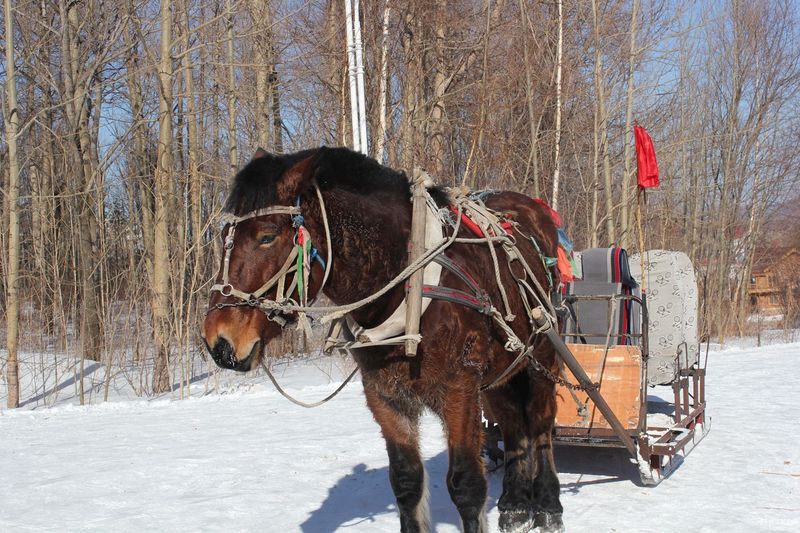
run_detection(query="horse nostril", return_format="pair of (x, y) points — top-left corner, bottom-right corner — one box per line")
(211, 337), (236, 369)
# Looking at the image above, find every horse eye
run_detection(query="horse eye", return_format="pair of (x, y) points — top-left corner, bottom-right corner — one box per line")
(259, 234), (276, 245)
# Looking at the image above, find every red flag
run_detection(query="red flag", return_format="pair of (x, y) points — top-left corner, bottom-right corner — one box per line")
(634, 125), (659, 189)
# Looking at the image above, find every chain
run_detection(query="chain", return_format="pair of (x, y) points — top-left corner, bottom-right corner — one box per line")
(209, 300), (261, 312)
(528, 356), (599, 392)
(209, 299), (291, 327)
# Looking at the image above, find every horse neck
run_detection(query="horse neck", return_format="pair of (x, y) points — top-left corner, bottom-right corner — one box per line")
(306, 188), (411, 314)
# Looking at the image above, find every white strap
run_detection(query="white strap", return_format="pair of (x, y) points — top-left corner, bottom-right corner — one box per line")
(220, 205), (301, 225)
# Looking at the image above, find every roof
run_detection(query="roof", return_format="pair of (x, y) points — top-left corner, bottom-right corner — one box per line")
(752, 247), (800, 275)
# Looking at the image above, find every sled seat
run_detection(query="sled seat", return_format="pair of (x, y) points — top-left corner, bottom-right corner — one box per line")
(562, 247), (640, 346)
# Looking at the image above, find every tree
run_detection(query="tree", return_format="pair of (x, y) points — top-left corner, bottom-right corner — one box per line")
(3, 0), (21, 408)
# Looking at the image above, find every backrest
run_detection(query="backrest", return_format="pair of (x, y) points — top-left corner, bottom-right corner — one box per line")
(629, 250), (699, 386)
(580, 247), (638, 289)
(563, 248), (640, 346)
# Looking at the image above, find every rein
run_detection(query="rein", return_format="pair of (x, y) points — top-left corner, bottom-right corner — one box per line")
(260, 360), (360, 408)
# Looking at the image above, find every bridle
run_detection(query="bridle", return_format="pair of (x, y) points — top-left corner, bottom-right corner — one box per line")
(208, 182), (333, 328)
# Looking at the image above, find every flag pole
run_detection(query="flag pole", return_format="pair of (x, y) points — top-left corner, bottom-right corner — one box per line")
(633, 123), (659, 295)
(636, 187), (647, 294)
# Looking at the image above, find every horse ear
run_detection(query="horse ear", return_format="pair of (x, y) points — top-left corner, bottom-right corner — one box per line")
(253, 147), (269, 159)
(277, 148), (327, 200)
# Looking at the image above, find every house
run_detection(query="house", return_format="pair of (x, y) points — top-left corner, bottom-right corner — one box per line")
(749, 248), (800, 316)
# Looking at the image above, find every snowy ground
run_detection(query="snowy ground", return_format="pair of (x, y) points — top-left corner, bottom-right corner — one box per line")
(2, 341), (799, 532)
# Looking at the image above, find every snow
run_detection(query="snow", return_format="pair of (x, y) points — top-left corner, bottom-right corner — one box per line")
(2, 343), (800, 532)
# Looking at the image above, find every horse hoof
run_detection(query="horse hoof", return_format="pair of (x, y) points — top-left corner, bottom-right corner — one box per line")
(498, 509), (534, 533)
(532, 511), (564, 533)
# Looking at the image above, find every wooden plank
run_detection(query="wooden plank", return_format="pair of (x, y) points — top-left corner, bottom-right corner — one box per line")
(404, 169), (428, 356)
(555, 343), (642, 430)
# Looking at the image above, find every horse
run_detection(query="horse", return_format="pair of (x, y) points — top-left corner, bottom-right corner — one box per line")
(202, 146), (565, 533)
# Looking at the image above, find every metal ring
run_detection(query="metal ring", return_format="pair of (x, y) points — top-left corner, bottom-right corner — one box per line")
(220, 284), (233, 297)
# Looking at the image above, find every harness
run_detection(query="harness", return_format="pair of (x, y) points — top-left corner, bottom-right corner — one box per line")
(209, 178), (562, 403)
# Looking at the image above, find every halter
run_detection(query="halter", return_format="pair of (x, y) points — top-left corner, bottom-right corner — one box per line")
(209, 182), (333, 330)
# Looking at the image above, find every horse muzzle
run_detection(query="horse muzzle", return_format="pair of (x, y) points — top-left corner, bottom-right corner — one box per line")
(206, 337), (262, 372)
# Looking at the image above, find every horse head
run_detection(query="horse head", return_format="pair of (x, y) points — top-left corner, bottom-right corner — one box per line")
(202, 148), (328, 371)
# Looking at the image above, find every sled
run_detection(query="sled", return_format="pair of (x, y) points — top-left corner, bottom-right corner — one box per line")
(483, 248), (709, 486)
(550, 248), (709, 485)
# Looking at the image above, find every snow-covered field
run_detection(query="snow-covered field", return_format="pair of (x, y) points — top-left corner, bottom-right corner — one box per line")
(2, 341), (799, 532)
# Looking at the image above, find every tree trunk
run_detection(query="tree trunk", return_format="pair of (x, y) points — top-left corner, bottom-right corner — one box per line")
(269, 42), (284, 154)
(375, 0), (391, 162)
(3, 0), (21, 408)
(551, 0), (564, 211)
(152, 0), (175, 394)
(58, 0), (105, 390)
(620, 0), (638, 248)
(429, 0), (448, 176)
(592, 0), (615, 244)
(251, 0), (271, 149)
(227, 0), (239, 170)
(520, 0), (540, 198)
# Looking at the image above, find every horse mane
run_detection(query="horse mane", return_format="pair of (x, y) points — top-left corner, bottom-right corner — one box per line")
(224, 146), (450, 216)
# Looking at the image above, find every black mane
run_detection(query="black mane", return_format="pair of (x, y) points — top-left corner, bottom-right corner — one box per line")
(224, 146), (449, 216)
(224, 148), (316, 216)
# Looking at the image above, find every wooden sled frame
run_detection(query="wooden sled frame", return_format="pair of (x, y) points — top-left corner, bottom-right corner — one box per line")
(541, 293), (709, 485)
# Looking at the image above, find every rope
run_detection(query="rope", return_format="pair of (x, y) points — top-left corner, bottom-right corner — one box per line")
(215, 185), (567, 399)
(261, 360), (360, 408)
(459, 199), (517, 321)
(314, 180), (334, 294)
(249, 203), (466, 324)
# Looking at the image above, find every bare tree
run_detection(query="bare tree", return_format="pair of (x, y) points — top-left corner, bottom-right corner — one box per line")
(3, 0), (21, 408)
(152, 0), (175, 393)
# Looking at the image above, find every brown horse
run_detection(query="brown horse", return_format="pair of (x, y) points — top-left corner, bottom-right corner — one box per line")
(202, 147), (564, 533)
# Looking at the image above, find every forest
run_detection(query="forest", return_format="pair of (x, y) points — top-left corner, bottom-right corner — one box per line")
(2, 0), (799, 407)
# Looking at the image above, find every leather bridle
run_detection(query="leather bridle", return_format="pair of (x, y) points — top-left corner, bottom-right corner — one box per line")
(208, 183), (333, 328)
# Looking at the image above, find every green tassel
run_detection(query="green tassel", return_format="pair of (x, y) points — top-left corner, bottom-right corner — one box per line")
(296, 244), (304, 299)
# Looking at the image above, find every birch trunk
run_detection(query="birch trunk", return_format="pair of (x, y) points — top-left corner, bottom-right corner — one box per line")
(227, 0), (238, 170)
(152, 0), (175, 393)
(551, 0), (563, 211)
(592, 0), (615, 244)
(3, 0), (21, 408)
(429, 0), (448, 176)
(620, 0), (638, 248)
(375, 0), (391, 162)
(269, 45), (284, 154)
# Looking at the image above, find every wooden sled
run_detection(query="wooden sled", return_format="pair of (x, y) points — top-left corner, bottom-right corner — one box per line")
(483, 249), (709, 486)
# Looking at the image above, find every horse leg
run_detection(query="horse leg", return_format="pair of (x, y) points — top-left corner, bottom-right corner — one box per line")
(528, 378), (564, 533)
(484, 373), (536, 533)
(363, 386), (430, 533)
(442, 389), (489, 533)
